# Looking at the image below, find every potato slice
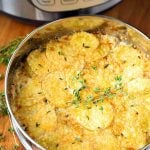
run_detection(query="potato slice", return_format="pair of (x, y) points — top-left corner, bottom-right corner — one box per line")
(70, 32), (99, 56)
(119, 106), (148, 149)
(27, 49), (50, 78)
(13, 77), (44, 107)
(93, 129), (120, 150)
(127, 78), (150, 93)
(17, 77), (44, 99)
(61, 17), (104, 31)
(14, 97), (44, 108)
(42, 72), (73, 107)
(15, 102), (57, 136)
(83, 67), (111, 90)
(113, 45), (142, 66)
(69, 102), (114, 130)
(46, 40), (82, 72)
(122, 65), (143, 83)
(51, 122), (92, 150)
(95, 34), (118, 59)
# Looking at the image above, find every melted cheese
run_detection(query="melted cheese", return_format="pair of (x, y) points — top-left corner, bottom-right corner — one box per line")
(27, 49), (50, 78)
(12, 29), (150, 150)
(68, 102), (114, 130)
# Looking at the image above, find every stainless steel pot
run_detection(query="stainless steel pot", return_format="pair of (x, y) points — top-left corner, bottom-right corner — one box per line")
(5, 16), (150, 150)
(0, 0), (121, 22)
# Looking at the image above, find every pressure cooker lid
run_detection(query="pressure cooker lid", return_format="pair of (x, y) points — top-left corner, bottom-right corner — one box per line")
(30, 0), (111, 12)
(0, 0), (122, 22)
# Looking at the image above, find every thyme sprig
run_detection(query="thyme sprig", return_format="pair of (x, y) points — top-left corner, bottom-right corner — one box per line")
(72, 75), (86, 106)
(0, 38), (23, 149)
(0, 38), (23, 115)
(0, 38), (23, 65)
(114, 75), (123, 90)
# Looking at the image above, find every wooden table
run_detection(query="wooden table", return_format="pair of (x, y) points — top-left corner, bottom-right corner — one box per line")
(0, 0), (149, 149)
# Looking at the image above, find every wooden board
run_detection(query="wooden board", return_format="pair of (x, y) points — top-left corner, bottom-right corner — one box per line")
(102, 0), (150, 37)
(0, 0), (149, 149)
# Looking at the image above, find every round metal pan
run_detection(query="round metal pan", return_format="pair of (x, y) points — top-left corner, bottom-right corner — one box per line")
(5, 16), (150, 150)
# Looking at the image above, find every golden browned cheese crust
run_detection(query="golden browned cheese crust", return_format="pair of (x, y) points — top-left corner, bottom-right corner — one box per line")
(12, 19), (150, 150)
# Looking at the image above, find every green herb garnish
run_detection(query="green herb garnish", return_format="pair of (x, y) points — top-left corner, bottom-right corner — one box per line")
(78, 79), (85, 84)
(38, 64), (43, 67)
(91, 66), (97, 70)
(75, 136), (82, 142)
(74, 72), (81, 80)
(99, 106), (104, 112)
(0, 91), (8, 116)
(95, 97), (104, 103)
(0, 38), (23, 65)
(72, 81), (86, 106)
(73, 89), (80, 101)
(35, 122), (40, 127)
(64, 87), (68, 90)
(72, 99), (80, 106)
(104, 64), (109, 69)
(115, 75), (122, 82)
(13, 144), (19, 150)
(83, 43), (90, 48)
(64, 56), (67, 61)
(8, 127), (15, 133)
(104, 87), (111, 96)
(58, 51), (64, 55)
(47, 110), (51, 114)
(86, 95), (94, 102)
(86, 115), (90, 120)
(103, 87), (115, 98)
(56, 143), (59, 148)
(44, 99), (48, 104)
(114, 75), (122, 90)
(93, 87), (100, 93)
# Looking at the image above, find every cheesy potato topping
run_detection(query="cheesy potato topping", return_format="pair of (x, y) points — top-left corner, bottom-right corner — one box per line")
(12, 26), (150, 150)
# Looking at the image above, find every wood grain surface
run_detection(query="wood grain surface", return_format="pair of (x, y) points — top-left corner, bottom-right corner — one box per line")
(0, 0), (149, 149)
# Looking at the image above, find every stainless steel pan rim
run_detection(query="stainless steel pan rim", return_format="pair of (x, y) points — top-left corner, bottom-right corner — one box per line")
(11, 115), (33, 150)
(4, 15), (150, 150)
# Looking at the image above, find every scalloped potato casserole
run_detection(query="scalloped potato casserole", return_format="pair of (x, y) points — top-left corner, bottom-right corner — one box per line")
(12, 19), (150, 150)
